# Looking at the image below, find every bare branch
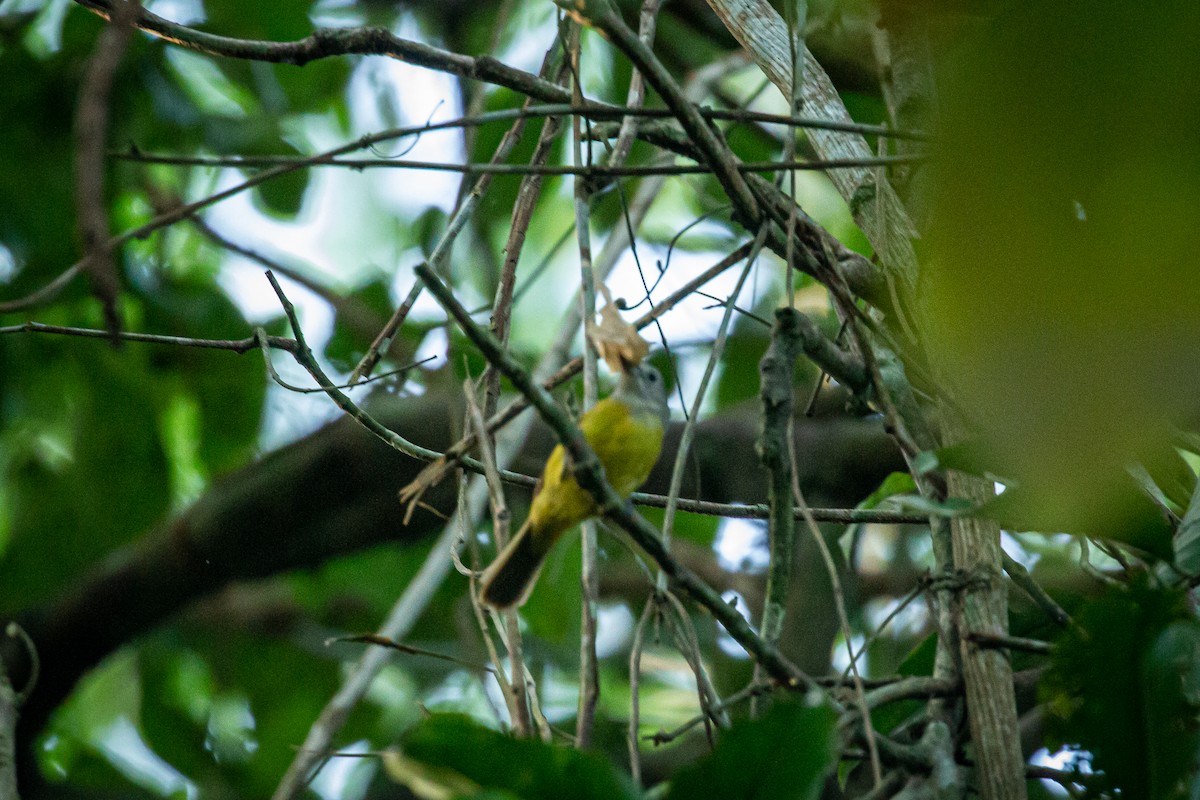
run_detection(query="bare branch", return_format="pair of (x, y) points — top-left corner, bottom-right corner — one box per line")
(74, 0), (139, 340)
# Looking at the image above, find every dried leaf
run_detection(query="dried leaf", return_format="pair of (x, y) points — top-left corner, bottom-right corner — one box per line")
(587, 301), (649, 372)
(398, 458), (448, 524)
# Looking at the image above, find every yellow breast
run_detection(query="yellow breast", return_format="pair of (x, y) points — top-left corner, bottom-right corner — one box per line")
(526, 396), (665, 541)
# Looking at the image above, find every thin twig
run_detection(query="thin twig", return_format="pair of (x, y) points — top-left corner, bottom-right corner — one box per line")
(565, 19), (607, 748)
(661, 589), (729, 733)
(646, 680), (775, 746)
(0, 264), (84, 314)
(117, 152), (921, 175)
(841, 583), (926, 683)
(467, 571), (521, 725)
(780, 0), (804, 308)
(0, 321), (297, 352)
(4, 623), (39, 705)
(627, 596), (656, 786)
(858, 676), (959, 713)
(630, 495), (927, 525)
(660, 236), (763, 564)
(793, 449), (884, 787)
(487, 76), (569, 418)
(606, 0), (660, 171)
(1001, 550), (1072, 628)
(349, 281), (423, 384)
(330, 633), (495, 674)
(463, 379), (511, 554)
(964, 631), (1053, 655)
(464, 382), (533, 737)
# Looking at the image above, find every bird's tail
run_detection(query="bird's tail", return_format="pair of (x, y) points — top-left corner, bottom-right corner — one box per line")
(479, 521), (550, 609)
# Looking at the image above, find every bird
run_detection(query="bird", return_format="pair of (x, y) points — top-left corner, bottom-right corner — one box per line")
(479, 363), (669, 609)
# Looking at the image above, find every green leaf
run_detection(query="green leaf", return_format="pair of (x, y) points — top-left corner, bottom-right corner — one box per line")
(1175, 473), (1200, 575)
(139, 278), (266, 475)
(892, 494), (973, 518)
(230, 135), (308, 218)
(291, 543), (444, 630)
(910, 450), (939, 476)
(204, 631), (343, 798)
(666, 699), (838, 800)
(715, 326), (768, 411)
(0, 345), (171, 610)
(932, 440), (995, 476)
(1129, 462), (1180, 520)
(139, 644), (218, 785)
(400, 714), (641, 800)
(52, 649), (143, 743)
(859, 472), (917, 510)
(983, 481), (1174, 559)
(203, 0), (315, 42)
(323, 278), (397, 369)
(40, 650), (181, 796)
(1042, 580), (1200, 799)
(638, 505), (720, 550)
(1138, 448), (1197, 512)
(869, 633), (936, 736)
(413, 206), (450, 256)
(272, 58), (352, 116)
(0, 33), (81, 282)
(253, 154), (309, 218)
(1144, 622), (1200, 799)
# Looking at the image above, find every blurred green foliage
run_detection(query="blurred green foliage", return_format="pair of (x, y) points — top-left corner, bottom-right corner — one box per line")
(666, 698), (838, 800)
(396, 713), (641, 800)
(1043, 580), (1200, 799)
(925, 0), (1200, 553)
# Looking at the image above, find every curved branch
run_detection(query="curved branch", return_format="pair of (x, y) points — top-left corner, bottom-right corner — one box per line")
(416, 262), (821, 694)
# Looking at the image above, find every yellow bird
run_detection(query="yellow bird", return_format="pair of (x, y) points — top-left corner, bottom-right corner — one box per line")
(479, 364), (669, 609)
